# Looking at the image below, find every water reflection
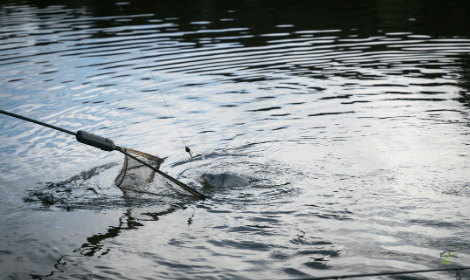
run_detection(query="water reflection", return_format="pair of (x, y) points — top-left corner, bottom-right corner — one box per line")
(457, 53), (470, 108)
(29, 207), (176, 279)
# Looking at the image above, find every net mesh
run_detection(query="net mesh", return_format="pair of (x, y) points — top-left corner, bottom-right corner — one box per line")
(114, 146), (201, 199)
(115, 147), (164, 196)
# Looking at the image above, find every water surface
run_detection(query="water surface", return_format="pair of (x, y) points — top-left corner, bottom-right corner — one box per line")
(0, 0), (469, 279)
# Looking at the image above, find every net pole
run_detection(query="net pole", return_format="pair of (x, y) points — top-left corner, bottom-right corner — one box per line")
(1, 109), (206, 199)
(0, 109), (76, 136)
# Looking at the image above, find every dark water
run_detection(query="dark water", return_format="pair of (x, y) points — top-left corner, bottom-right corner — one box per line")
(1, 0), (470, 279)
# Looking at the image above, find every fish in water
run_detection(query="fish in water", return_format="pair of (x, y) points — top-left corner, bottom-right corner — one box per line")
(201, 173), (250, 188)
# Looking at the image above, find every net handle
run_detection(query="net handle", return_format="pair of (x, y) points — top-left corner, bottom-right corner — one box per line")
(0, 110), (206, 200)
(115, 147), (207, 199)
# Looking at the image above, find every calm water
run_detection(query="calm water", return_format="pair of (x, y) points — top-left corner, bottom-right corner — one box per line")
(1, 0), (469, 279)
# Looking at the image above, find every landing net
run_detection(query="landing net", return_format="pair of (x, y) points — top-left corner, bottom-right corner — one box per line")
(114, 147), (187, 197)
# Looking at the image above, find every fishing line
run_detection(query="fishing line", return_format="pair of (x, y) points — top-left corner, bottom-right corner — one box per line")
(114, 0), (193, 159)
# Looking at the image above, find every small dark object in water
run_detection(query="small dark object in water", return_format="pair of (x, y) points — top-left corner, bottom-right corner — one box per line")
(201, 173), (250, 188)
(87, 187), (98, 194)
(42, 194), (55, 206)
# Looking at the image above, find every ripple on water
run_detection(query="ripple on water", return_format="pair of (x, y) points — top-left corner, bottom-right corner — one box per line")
(1, 1), (470, 279)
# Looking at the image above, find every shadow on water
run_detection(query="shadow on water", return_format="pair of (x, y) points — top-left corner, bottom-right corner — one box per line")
(29, 207), (177, 279)
(457, 53), (470, 108)
(23, 163), (119, 209)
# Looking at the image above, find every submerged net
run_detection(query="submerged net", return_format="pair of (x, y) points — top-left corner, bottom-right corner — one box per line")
(115, 147), (163, 196)
(114, 147), (189, 198)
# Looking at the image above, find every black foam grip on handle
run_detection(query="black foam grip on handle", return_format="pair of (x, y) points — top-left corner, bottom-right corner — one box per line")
(76, 131), (115, 151)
